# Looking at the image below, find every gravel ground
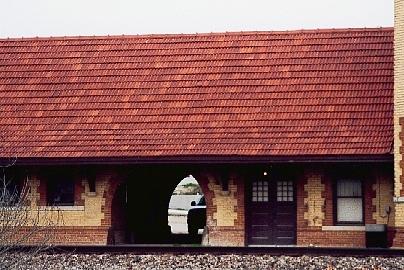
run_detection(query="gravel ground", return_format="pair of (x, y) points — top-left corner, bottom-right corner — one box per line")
(1, 253), (404, 270)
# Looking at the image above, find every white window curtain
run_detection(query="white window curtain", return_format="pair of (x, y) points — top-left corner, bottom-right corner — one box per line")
(336, 179), (363, 223)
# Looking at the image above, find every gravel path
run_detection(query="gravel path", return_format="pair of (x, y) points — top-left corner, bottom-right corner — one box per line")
(1, 253), (404, 270)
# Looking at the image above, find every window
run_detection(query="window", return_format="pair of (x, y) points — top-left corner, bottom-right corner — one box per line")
(336, 179), (363, 224)
(277, 180), (293, 202)
(1, 169), (26, 206)
(47, 176), (74, 206)
(252, 180), (269, 202)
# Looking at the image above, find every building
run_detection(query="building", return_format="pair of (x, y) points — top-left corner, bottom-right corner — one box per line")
(394, 0), (404, 249)
(0, 23), (403, 247)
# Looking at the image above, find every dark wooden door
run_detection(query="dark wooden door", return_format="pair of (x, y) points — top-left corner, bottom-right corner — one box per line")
(248, 176), (296, 245)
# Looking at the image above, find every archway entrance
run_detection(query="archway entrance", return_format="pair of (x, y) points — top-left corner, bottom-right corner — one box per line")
(108, 166), (206, 245)
(168, 175), (205, 244)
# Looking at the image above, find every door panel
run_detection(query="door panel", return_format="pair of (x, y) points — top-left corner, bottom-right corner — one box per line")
(249, 207), (273, 244)
(252, 212), (270, 225)
(248, 176), (296, 245)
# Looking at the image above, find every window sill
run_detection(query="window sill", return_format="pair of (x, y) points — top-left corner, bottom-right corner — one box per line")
(322, 225), (365, 231)
(39, 206), (85, 211)
(394, 196), (404, 203)
(0, 206), (85, 211)
(86, 192), (97, 197)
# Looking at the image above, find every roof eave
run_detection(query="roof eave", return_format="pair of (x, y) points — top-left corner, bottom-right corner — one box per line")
(0, 154), (393, 166)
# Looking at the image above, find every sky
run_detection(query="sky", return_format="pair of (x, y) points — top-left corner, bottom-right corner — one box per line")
(0, 0), (394, 38)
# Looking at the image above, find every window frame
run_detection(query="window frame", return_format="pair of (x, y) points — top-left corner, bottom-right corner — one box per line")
(276, 180), (294, 202)
(333, 178), (365, 225)
(251, 179), (269, 202)
(46, 171), (75, 207)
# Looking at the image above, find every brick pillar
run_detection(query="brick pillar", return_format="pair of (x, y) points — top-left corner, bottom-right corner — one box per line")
(393, 0), (404, 248)
(197, 170), (245, 246)
(303, 172), (325, 227)
(297, 170), (325, 246)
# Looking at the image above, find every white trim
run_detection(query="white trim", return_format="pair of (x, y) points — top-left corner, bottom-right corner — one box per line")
(321, 225), (365, 231)
(393, 197), (404, 203)
(0, 206), (85, 211)
(38, 206), (85, 211)
(0, 206), (29, 210)
(86, 192), (97, 197)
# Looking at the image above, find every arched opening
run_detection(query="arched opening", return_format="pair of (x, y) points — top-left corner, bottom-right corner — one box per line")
(168, 175), (205, 244)
(108, 166), (206, 245)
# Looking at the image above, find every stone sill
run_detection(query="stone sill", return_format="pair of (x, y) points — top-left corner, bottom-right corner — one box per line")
(393, 197), (404, 203)
(322, 226), (365, 231)
(38, 206), (85, 211)
(0, 206), (85, 211)
(86, 192), (97, 197)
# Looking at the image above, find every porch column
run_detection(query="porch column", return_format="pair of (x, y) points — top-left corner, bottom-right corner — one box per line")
(196, 170), (245, 246)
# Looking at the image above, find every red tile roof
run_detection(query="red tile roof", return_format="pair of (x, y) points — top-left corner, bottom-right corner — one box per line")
(0, 28), (394, 161)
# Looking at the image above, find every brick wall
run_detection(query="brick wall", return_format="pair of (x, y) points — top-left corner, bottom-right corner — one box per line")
(297, 228), (365, 247)
(21, 166), (245, 246)
(297, 169), (364, 247)
(372, 174), (395, 226)
(322, 174), (334, 226)
(364, 176), (377, 224)
(395, 112), (404, 245)
(196, 165), (392, 248)
(50, 227), (109, 244)
(394, 0), (404, 247)
(27, 173), (110, 227)
(197, 170), (245, 246)
(303, 171), (325, 227)
(395, 0), (404, 197)
(9, 226), (109, 245)
(16, 167), (115, 245)
(13, 164), (397, 247)
(297, 167), (393, 248)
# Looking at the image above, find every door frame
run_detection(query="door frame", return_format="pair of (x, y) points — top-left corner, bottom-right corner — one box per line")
(245, 166), (298, 246)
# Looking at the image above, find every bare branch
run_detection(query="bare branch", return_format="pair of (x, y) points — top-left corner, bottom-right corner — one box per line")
(0, 167), (60, 269)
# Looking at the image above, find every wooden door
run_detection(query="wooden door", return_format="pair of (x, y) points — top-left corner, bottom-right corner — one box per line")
(248, 176), (296, 245)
